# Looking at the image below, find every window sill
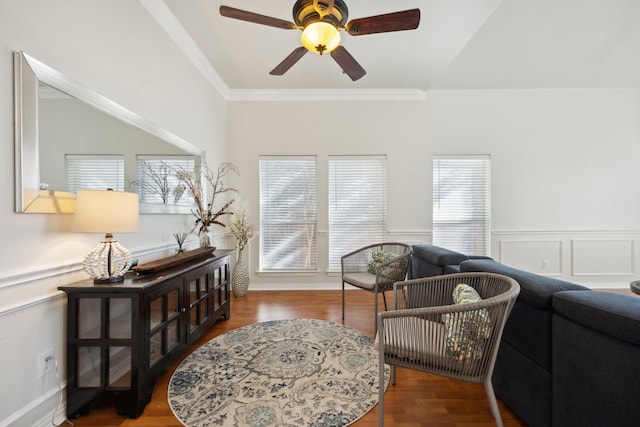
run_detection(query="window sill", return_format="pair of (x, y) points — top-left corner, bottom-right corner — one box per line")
(256, 270), (320, 277)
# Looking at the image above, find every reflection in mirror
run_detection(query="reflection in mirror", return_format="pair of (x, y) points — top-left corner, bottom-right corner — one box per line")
(13, 51), (204, 213)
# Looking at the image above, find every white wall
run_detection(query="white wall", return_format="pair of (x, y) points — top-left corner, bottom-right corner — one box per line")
(227, 89), (640, 289)
(0, 1), (227, 425)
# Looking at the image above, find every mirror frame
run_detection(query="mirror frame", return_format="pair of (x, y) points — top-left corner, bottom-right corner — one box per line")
(13, 51), (205, 213)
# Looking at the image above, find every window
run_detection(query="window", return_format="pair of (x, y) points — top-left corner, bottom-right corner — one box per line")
(328, 155), (387, 271)
(259, 156), (317, 270)
(136, 155), (197, 206)
(433, 155), (490, 256)
(66, 154), (125, 192)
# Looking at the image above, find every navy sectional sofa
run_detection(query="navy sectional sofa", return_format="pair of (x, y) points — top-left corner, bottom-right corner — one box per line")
(410, 244), (640, 427)
(410, 244), (469, 277)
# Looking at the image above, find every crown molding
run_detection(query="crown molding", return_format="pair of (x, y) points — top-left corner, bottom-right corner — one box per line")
(139, 0), (229, 99)
(225, 88), (427, 102)
(141, 1), (426, 103)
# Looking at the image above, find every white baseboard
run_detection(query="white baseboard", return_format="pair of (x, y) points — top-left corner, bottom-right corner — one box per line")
(3, 381), (66, 427)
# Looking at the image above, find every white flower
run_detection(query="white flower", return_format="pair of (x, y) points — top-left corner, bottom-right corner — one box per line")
(230, 199), (255, 251)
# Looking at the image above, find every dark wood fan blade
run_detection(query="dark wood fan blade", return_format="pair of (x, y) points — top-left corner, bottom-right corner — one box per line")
(220, 6), (297, 30)
(270, 47), (308, 75)
(330, 46), (366, 81)
(346, 9), (420, 36)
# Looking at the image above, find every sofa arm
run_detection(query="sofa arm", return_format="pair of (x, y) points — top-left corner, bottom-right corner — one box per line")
(553, 290), (640, 345)
(410, 244), (469, 279)
(460, 259), (589, 309)
(552, 291), (640, 426)
(412, 244), (468, 265)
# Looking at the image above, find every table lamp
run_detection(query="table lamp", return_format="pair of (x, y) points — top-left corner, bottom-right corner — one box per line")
(73, 189), (139, 283)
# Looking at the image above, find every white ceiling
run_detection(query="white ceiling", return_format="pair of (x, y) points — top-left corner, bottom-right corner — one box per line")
(142, 0), (640, 99)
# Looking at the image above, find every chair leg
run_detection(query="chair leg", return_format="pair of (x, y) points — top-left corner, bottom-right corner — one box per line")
(373, 292), (379, 334)
(484, 378), (504, 427)
(342, 280), (345, 321)
(378, 319), (385, 427)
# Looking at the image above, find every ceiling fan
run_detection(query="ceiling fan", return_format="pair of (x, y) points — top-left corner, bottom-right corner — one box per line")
(219, 0), (420, 81)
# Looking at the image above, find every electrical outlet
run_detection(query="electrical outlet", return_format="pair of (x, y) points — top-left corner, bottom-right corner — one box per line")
(38, 349), (56, 377)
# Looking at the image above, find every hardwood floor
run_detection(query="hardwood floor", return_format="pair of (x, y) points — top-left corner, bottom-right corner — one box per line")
(66, 290), (526, 427)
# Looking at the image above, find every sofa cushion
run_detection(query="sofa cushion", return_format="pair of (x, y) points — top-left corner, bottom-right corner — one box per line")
(459, 259), (589, 309)
(553, 308), (640, 426)
(460, 258), (589, 372)
(412, 244), (469, 266)
(553, 290), (640, 346)
(443, 264), (462, 274)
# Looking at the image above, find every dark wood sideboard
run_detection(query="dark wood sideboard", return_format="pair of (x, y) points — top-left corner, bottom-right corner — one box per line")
(58, 249), (233, 419)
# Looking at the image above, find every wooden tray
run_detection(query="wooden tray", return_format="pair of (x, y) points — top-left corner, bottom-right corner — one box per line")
(133, 247), (216, 275)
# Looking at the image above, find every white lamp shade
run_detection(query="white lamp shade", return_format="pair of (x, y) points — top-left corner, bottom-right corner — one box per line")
(73, 189), (139, 233)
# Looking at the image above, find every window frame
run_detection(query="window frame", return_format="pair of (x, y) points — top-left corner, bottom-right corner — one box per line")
(328, 155), (387, 272)
(259, 155), (318, 272)
(432, 154), (491, 256)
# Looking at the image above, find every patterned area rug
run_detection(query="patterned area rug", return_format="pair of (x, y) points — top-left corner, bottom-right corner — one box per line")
(168, 319), (389, 427)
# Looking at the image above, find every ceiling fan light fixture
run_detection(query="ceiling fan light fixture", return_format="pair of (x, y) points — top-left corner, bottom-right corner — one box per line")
(301, 21), (340, 54)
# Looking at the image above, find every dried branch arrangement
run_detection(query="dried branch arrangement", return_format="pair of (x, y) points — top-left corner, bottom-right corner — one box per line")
(174, 162), (240, 234)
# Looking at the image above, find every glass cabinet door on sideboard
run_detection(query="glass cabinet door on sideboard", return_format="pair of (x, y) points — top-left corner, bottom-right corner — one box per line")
(148, 285), (182, 369)
(77, 296), (134, 389)
(59, 250), (232, 419)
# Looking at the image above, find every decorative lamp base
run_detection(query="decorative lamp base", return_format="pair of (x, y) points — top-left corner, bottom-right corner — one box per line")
(83, 234), (132, 284)
(93, 276), (125, 284)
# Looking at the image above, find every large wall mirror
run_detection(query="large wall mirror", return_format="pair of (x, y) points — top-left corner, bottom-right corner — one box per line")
(14, 51), (204, 214)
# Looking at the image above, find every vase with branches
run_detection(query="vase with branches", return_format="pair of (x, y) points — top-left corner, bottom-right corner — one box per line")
(229, 200), (254, 296)
(229, 200), (255, 252)
(175, 162), (239, 247)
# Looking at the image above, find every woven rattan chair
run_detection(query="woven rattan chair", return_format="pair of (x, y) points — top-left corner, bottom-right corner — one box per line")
(341, 242), (412, 332)
(377, 272), (520, 427)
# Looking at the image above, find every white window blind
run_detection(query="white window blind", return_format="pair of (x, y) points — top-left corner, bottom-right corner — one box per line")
(136, 156), (196, 206)
(259, 156), (317, 270)
(328, 155), (387, 271)
(66, 154), (124, 192)
(433, 155), (490, 256)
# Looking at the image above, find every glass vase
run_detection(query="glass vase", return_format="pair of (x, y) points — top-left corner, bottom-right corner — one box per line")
(199, 226), (212, 248)
(232, 248), (250, 297)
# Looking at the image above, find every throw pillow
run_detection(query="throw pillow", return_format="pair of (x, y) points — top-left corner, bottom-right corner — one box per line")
(442, 284), (491, 363)
(367, 249), (395, 274)
(367, 249), (409, 280)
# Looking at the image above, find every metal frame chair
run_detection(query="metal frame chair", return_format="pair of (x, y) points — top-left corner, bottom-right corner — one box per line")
(341, 242), (412, 332)
(377, 272), (520, 427)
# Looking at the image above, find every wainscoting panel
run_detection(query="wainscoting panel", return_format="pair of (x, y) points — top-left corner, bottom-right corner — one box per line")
(571, 239), (635, 276)
(499, 240), (563, 275)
